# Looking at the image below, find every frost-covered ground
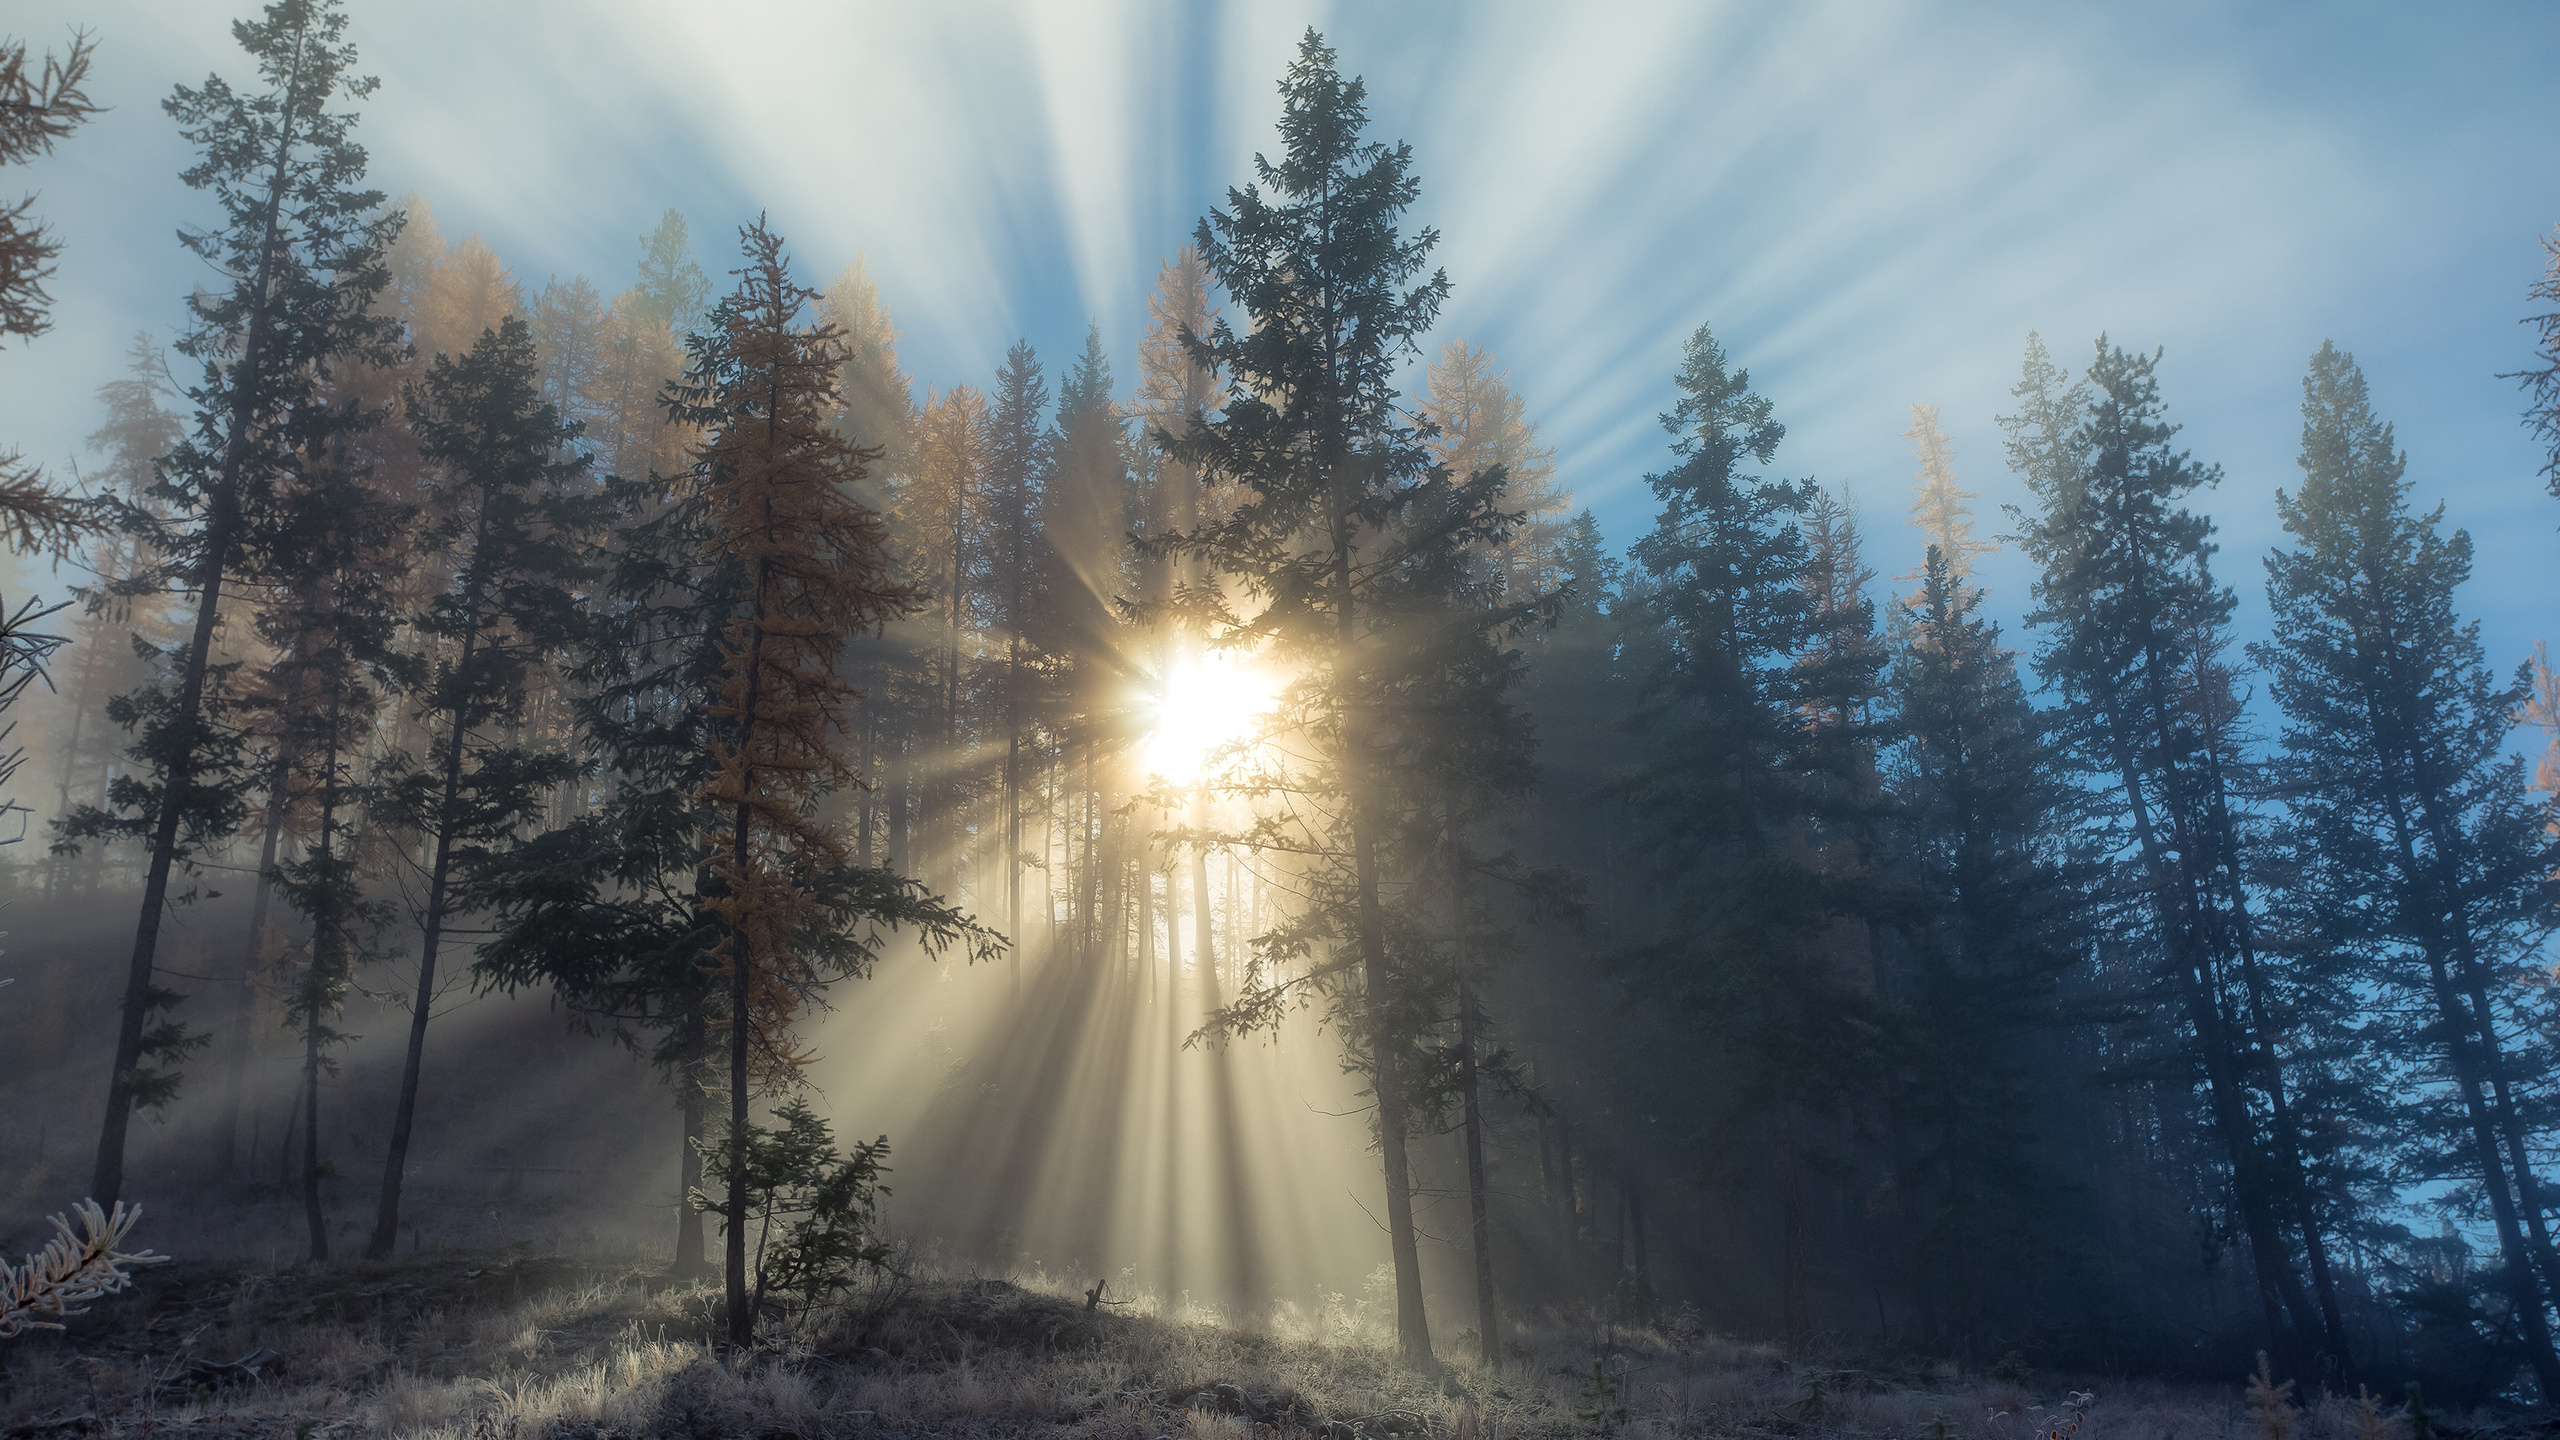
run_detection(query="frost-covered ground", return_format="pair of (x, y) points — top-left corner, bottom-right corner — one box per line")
(0, 1248), (2505, 1440)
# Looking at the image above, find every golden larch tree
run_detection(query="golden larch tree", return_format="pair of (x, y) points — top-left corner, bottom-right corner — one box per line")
(675, 218), (916, 1349)
(1900, 401), (1992, 587)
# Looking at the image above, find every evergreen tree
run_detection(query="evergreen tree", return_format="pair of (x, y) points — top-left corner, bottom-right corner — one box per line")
(529, 273), (613, 438)
(1156, 28), (1483, 1368)
(1617, 322), (1876, 1352)
(1042, 324), (1131, 960)
(364, 316), (602, 1258)
(89, 0), (402, 1207)
(899, 384), (990, 892)
(1884, 546), (2078, 1353)
(817, 259), (917, 874)
(2007, 334), (2346, 1374)
(256, 394), (411, 1260)
(0, 26), (104, 551)
(2259, 341), (2560, 1395)
(983, 340), (1051, 955)
(2512, 224), (2560, 499)
(47, 338), (181, 897)
(631, 209), (712, 338)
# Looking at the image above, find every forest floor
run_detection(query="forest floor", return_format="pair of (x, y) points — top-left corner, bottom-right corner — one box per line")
(0, 1247), (2532, 1440)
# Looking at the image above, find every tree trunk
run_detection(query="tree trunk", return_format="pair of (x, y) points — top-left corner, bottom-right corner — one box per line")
(96, 32), (312, 1208)
(369, 578), (487, 1258)
(674, 994), (708, 1275)
(303, 693), (345, 1264)
(2102, 667), (2317, 1365)
(1459, 971), (1498, 1366)
(301, 996), (327, 1261)
(720, 480), (785, 1350)
(1337, 604), (1430, 1365)
(2203, 736), (2353, 1375)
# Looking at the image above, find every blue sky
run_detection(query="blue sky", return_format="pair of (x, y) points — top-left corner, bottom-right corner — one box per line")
(6, 0), (2556, 687)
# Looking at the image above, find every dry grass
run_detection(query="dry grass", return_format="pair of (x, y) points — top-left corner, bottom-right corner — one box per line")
(0, 1252), (2530, 1440)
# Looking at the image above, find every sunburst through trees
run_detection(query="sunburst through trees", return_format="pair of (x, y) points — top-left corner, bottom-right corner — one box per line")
(5, 0), (2559, 1400)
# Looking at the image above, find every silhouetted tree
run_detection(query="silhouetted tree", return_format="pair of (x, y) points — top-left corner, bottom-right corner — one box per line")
(365, 316), (602, 1258)
(87, 0), (402, 1207)
(2260, 341), (2560, 1394)
(1158, 28), (1490, 1368)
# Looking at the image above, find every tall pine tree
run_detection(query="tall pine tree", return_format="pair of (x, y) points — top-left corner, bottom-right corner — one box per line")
(365, 316), (601, 1258)
(1155, 29), (1484, 1369)
(91, 0), (401, 1206)
(2260, 341), (2560, 1395)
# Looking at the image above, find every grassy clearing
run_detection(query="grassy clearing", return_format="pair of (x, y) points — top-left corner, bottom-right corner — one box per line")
(0, 1251), (2516, 1440)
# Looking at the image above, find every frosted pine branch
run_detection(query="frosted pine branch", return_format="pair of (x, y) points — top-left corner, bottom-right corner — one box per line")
(0, 1200), (167, 1338)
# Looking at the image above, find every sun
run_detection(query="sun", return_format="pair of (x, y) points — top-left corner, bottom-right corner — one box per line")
(1140, 650), (1279, 786)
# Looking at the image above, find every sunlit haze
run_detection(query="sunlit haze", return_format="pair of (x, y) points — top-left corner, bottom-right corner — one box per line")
(2, 0), (2558, 1406)
(1139, 651), (1281, 786)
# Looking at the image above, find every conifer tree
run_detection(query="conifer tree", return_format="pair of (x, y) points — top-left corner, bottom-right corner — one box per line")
(1155, 30), (1515, 1368)
(1043, 324), (1131, 959)
(900, 384), (989, 890)
(674, 218), (952, 1348)
(1421, 341), (1566, 600)
(410, 235), (522, 369)
(984, 340), (1052, 954)
(364, 316), (602, 1258)
(2513, 224), (2560, 499)
(1885, 546), (2078, 1352)
(2259, 341), (2560, 1395)
(589, 287), (691, 483)
(256, 403), (411, 1260)
(1617, 322), (1878, 1351)
(89, 0), (402, 1207)
(0, 25), (104, 551)
(47, 339), (181, 898)
(818, 256), (913, 472)
(816, 259), (917, 872)
(631, 210), (712, 339)
(2007, 334), (2344, 1373)
(529, 274), (612, 435)
(1900, 403), (1990, 588)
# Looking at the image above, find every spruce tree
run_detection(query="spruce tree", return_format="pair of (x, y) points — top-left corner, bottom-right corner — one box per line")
(364, 316), (602, 1258)
(1884, 546), (2078, 1353)
(631, 209), (712, 339)
(0, 26), (104, 548)
(2259, 341), (2560, 1395)
(1617, 322), (1878, 1351)
(1155, 28), (1477, 1369)
(1042, 324), (1131, 961)
(483, 224), (991, 1303)
(256, 398), (411, 1259)
(983, 340), (1051, 957)
(90, 0), (402, 1206)
(2007, 334), (2344, 1373)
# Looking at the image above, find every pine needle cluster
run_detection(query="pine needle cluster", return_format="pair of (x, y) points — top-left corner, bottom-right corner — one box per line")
(0, 1200), (166, 1339)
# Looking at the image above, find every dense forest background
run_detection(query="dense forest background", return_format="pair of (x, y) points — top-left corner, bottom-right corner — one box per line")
(5, 0), (2560, 1410)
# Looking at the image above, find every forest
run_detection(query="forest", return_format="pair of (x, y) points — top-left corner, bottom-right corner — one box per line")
(5, 1), (2560, 1430)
